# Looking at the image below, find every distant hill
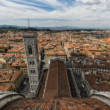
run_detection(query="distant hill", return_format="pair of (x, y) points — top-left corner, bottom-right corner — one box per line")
(0, 25), (107, 29)
(0, 25), (106, 34)
(0, 25), (80, 29)
(0, 25), (18, 28)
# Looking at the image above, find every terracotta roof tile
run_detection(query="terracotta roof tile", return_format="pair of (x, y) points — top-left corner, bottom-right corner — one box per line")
(2, 98), (110, 110)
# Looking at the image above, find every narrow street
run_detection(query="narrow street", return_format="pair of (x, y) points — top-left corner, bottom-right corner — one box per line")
(72, 70), (88, 98)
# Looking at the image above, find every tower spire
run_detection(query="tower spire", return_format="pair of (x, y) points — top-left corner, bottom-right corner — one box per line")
(28, 18), (30, 29)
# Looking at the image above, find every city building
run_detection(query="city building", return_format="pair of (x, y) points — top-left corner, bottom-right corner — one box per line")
(23, 32), (39, 96)
(0, 70), (24, 91)
(0, 30), (110, 109)
(0, 58), (109, 109)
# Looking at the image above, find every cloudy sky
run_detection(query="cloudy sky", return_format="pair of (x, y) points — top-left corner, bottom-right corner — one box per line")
(0, 0), (110, 28)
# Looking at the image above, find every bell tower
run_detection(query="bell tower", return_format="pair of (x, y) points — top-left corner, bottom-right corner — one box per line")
(23, 32), (39, 95)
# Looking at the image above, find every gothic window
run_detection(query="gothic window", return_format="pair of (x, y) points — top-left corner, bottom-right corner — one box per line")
(30, 61), (31, 65)
(30, 61), (35, 65)
(33, 70), (35, 73)
(30, 70), (35, 73)
(28, 45), (32, 55)
(32, 61), (35, 65)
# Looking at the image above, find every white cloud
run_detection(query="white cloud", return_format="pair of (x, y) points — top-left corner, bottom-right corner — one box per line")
(76, 0), (106, 5)
(0, 0), (110, 28)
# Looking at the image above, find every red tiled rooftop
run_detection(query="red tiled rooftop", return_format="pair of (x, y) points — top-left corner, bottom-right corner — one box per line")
(0, 83), (11, 91)
(46, 51), (66, 56)
(0, 70), (22, 83)
(85, 73), (110, 91)
(8, 46), (24, 53)
(10, 70), (22, 82)
(43, 60), (71, 98)
(12, 59), (26, 67)
(2, 98), (110, 110)
(105, 37), (110, 43)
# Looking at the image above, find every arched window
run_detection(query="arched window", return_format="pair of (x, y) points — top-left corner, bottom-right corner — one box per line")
(30, 61), (35, 65)
(33, 70), (35, 73)
(32, 61), (35, 65)
(30, 70), (33, 73)
(28, 45), (32, 55)
(30, 70), (35, 73)
(30, 61), (32, 65)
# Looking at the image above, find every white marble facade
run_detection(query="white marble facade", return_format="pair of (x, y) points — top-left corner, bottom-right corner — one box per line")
(23, 33), (39, 93)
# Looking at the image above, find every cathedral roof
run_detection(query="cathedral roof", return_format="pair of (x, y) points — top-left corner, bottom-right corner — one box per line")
(2, 97), (110, 110)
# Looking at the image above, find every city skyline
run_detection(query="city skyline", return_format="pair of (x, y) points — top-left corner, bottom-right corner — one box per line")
(0, 30), (110, 109)
(0, 0), (110, 28)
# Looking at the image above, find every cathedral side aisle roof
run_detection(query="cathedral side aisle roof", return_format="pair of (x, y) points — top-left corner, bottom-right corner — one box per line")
(0, 91), (24, 109)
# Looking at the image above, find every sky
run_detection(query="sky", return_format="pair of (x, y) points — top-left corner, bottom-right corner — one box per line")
(0, 0), (110, 28)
